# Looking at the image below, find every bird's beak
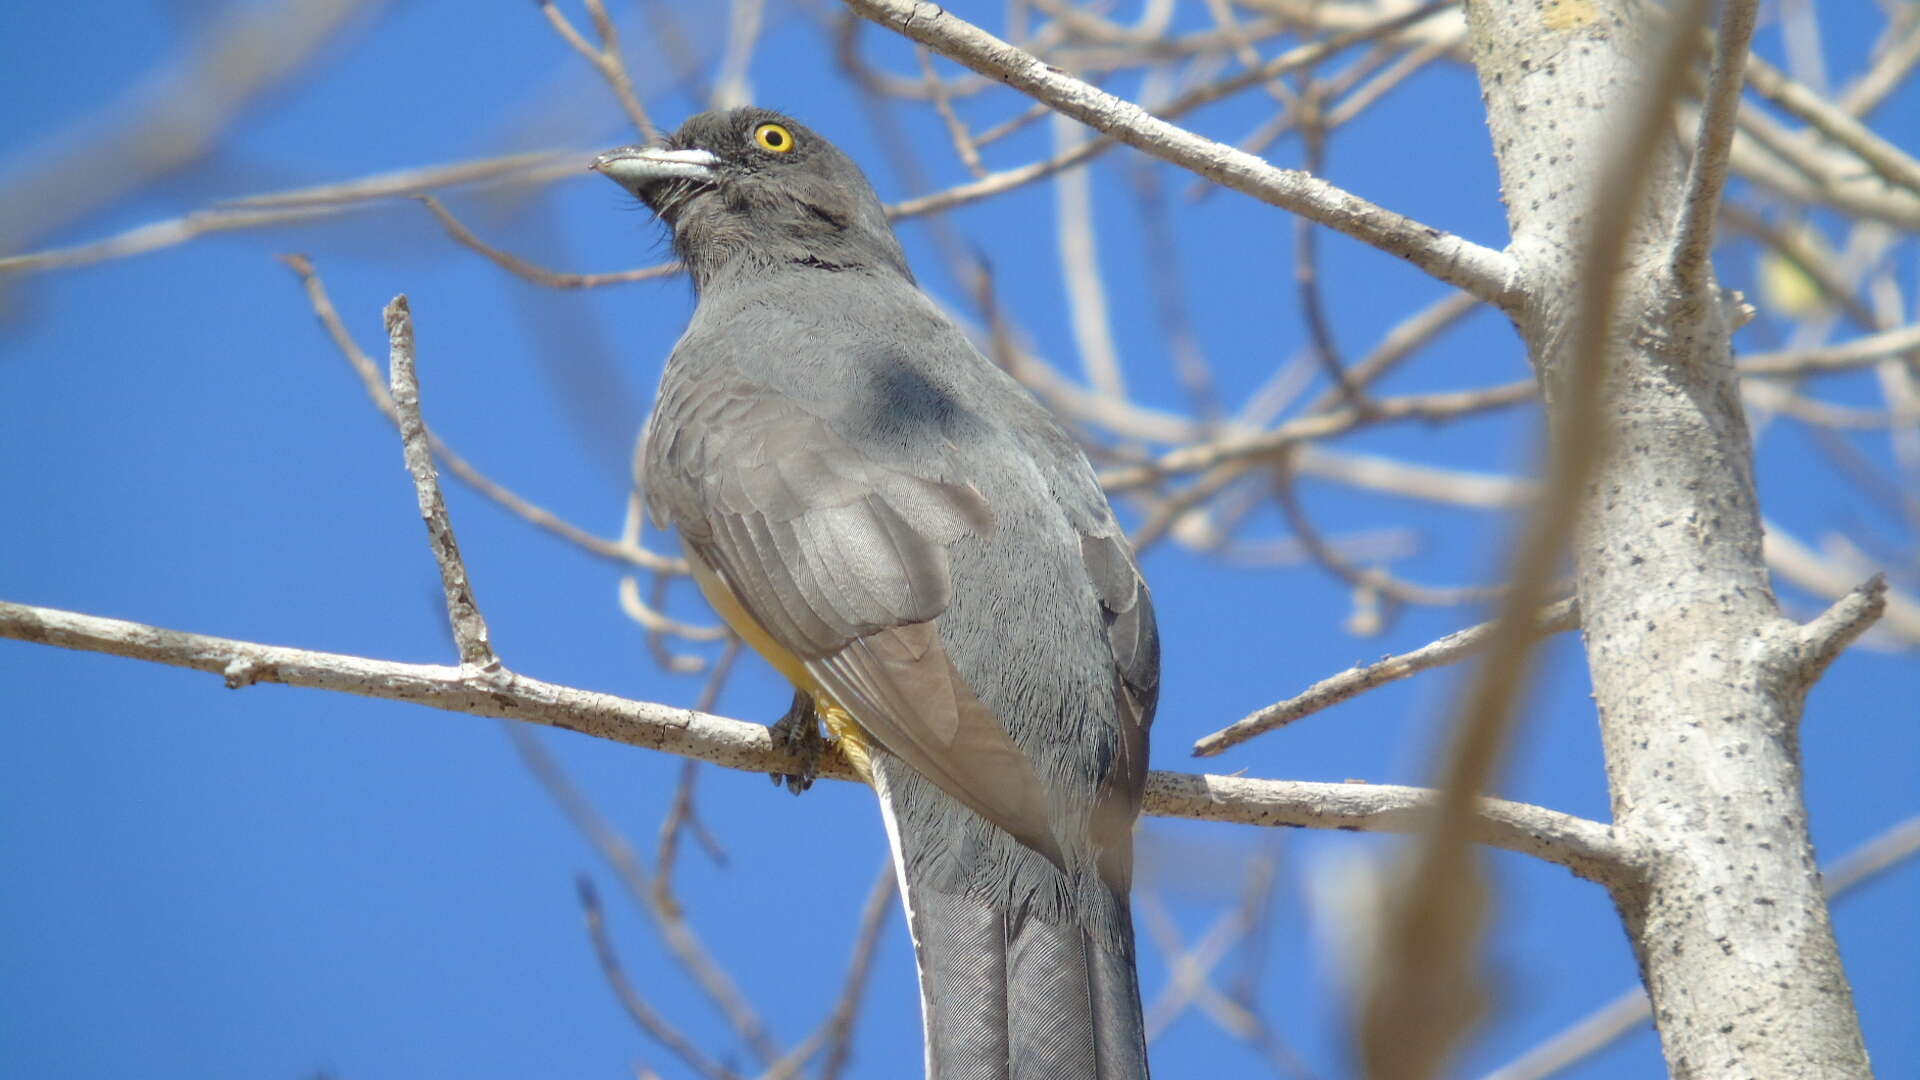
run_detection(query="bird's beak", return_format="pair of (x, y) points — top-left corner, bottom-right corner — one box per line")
(590, 146), (720, 190)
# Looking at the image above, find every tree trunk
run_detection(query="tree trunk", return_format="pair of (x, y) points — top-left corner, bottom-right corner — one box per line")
(1463, 1), (1874, 1076)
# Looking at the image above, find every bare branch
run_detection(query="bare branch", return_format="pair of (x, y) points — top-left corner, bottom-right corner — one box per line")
(0, 151), (584, 279)
(385, 295), (495, 668)
(1194, 598), (1580, 758)
(844, 0), (1523, 309)
(711, 0), (768, 109)
(914, 47), (987, 177)
(1098, 380), (1537, 492)
(1051, 113), (1127, 400)
(1743, 50), (1920, 198)
(419, 196), (680, 288)
(0, 599), (1632, 881)
(1790, 574), (1888, 687)
(1740, 321), (1920, 376)
(223, 150), (583, 209)
(1293, 446), (1530, 509)
(1765, 524), (1920, 645)
(1670, 0), (1758, 292)
(1837, 18), (1920, 117)
(882, 6), (1447, 222)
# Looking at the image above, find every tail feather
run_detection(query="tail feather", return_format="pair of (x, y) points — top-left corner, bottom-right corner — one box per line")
(909, 888), (1148, 1079)
(918, 891), (1010, 1079)
(873, 750), (1149, 1079)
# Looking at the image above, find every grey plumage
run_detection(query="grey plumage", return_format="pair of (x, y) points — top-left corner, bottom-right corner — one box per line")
(596, 108), (1159, 1079)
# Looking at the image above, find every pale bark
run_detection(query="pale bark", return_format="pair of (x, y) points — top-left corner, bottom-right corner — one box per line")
(0, 598), (1629, 881)
(1464, 1), (1875, 1075)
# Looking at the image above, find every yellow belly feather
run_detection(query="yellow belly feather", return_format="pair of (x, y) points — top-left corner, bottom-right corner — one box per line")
(686, 547), (873, 782)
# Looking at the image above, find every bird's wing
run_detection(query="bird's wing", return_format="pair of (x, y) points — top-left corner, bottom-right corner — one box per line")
(645, 373), (1065, 863)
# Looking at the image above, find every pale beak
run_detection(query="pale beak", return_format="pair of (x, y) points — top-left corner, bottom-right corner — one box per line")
(590, 146), (720, 190)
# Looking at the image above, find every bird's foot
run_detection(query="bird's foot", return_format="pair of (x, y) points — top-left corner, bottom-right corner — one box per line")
(769, 689), (824, 795)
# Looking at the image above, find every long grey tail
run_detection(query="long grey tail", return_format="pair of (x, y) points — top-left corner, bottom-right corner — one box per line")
(909, 888), (1149, 1080)
(872, 758), (1150, 1079)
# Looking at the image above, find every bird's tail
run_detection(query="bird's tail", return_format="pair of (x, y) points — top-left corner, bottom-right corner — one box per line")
(873, 758), (1150, 1080)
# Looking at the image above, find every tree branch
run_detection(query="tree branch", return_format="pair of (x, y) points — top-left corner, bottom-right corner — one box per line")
(1193, 598), (1580, 758)
(0, 599), (1632, 882)
(385, 295), (496, 668)
(1670, 0), (1758, 292)
(842, 0), (1523, 310)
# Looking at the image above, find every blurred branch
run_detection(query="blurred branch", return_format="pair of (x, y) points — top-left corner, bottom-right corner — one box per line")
(538, 0), (659, 141)
(0, 599), (1632, 881)
(1742, 50), (1920, 198)
(1051, 113), (1127, 401)
(1099, 380), (1536, 492)
(0, 150), (583, 278)
(513, 724), (781, 1067)
(1140, 853), (1319, 1080)
(1358, 1), (1719, 1072)
(1741, 322), (1920, 376)
(764, 864), (896, 1080)
(576, 876), (743, 1080)
(1764, 523), (1920, 645)
(0, 0), (389, 260)
(1273, 465), (1499, 609)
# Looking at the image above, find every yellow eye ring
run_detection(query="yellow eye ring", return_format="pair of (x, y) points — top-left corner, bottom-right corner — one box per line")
(753, 122), (796, 153)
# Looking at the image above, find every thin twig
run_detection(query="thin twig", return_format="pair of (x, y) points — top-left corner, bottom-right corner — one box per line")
(1272, 464), (1502, 609)
(915, 46), (988, 176)
(0, 152), (585, 278)
(419, 196), (680, 288)
(282, 256), (685, 573)
(1194, 598), (1580, 758)
(1098, 380), (1537, 492)
(1740, 321), (1920, 375)
(577, 876), (742, 1080)
(539, 0), (659, 141)
(766, 864), (896, 1080)
(511, 724), (782, 1066)
(384, 295), (495, 667)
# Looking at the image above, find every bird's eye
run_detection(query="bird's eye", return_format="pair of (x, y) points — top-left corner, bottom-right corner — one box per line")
(753, 123), (796, 154)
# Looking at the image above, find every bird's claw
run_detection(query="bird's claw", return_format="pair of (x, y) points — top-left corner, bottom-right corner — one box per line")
(769, 689), (824, 794)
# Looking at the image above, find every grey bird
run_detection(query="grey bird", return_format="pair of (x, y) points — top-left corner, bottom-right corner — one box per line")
(593, 108), (1158, 1080)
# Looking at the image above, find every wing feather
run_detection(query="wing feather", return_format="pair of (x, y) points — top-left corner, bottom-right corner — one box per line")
(647, 375), (1068, 861)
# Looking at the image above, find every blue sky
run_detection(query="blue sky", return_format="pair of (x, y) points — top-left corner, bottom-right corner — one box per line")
(2, 3), (1914, 1079)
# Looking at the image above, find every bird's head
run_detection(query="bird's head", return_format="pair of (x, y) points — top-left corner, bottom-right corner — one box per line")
(592, 107), (912, 289)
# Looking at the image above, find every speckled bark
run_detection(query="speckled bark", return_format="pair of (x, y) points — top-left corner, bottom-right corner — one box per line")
(1463, 1), (1872, 1076)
